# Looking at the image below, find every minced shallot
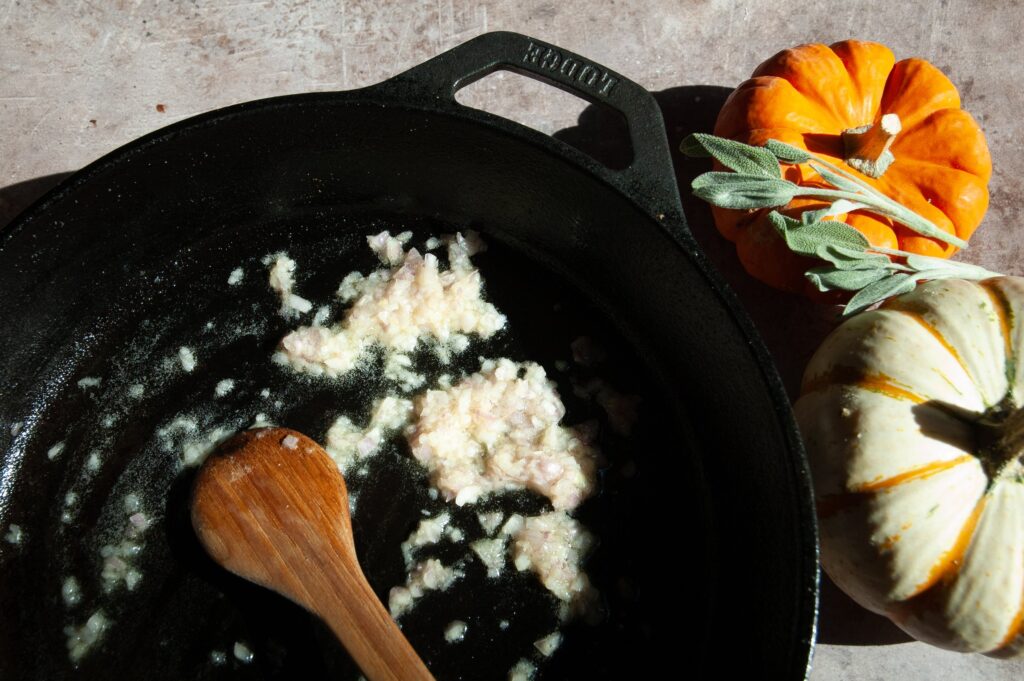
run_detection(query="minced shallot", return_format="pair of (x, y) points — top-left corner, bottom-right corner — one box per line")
(400, 513), (451, 567)
(324, 395), (413, 472)
(406, 359), (599, 510)
(509, 511), (598, 620)
(267, 254), (313, 319)
(275, 231), (505, 380)
(388, 558), (462, 619)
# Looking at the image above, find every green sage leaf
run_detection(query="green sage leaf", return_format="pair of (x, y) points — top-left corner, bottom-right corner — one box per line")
(800, 208), (829, 225)
(806, 266), (889, 292)
(801, 199), (868, 224)
(774, 218), (870, 258)
(767, 211), (801, 233)
(800, 208), (828, 225)
(901, 254), (998, 280)
(681, 133), (780, 177)
(904, 253), (948, 272)
(816, 244), (890, 270)
(829, 244), (879, 259)
(915, 267), (996, 283)
(765, 139), (812, 164)
(909, 269), (964, 282)
(905, 254), (982, 274)
(692, 173), (796, 209)
(679, 134), (711, 157)
(842, 273), (917, 316)
(807, 161), (865, 194)
(948, 264), (1001, 280)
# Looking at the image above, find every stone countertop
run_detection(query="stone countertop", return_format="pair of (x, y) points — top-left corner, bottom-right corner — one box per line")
(2, 2), (1022, 679)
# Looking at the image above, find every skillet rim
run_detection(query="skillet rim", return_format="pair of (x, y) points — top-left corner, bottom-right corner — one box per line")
(0, 69), (819, 680)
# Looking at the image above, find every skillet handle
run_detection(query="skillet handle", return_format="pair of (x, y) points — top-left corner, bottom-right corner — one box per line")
(383, 31), (684, 222)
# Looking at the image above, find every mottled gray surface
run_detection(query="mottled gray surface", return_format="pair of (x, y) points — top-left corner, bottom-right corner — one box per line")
(2, 1), (1022, 679)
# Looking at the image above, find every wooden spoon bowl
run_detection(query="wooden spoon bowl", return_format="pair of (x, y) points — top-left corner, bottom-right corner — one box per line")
(191, 427), (434, 681)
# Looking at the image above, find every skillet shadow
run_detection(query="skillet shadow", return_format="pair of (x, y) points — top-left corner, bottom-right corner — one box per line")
(0, 172), (74, 232)
(555, 85), (911, 647)
(556, 86), (840, 400)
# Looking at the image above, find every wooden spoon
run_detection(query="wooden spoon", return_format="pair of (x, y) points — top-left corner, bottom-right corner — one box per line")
(191, 426), (434, 681)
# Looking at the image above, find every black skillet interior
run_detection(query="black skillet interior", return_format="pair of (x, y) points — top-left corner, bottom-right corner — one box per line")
(0, 32), (818, 680)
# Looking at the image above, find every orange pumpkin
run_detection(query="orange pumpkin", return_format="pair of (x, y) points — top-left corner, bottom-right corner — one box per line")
(712, 40), (992, 295)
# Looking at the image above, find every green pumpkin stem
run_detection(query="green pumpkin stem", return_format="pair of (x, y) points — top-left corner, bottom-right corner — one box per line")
(976, 400), (1024, 481)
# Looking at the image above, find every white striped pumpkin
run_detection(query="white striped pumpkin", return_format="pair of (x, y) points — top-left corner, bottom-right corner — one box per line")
(795, 276), (1024, 655)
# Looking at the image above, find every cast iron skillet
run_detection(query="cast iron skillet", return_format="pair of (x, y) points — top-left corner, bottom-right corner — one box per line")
(0, 32), (818, 680)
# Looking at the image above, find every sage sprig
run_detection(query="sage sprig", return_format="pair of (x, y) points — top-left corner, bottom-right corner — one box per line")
(681, 133), (1000, 316)
(769, 212), (999, 315)
(683, 133), (965, 248)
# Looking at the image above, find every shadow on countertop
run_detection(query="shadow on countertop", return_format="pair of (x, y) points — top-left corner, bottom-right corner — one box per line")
(0, 172), (73, 233)
(818, 573), (912, 646)
(555, 85), (912, 649)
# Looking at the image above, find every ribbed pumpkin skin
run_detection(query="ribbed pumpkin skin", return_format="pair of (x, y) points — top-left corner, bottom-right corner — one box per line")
(794, 277), (1024, 655)
(713, 41), (992, 295)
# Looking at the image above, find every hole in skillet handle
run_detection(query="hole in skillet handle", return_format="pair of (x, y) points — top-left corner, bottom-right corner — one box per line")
(378, 31), (686, 227)
(455, 70), (632, 171)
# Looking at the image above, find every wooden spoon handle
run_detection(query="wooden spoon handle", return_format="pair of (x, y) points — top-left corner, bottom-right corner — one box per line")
(191, 429), (435, 681)
(317, 554), (434, 681)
